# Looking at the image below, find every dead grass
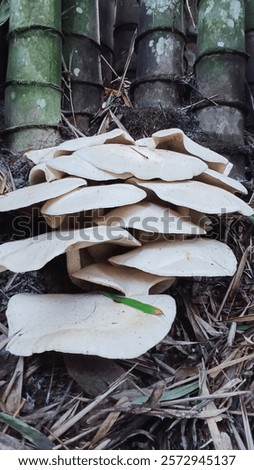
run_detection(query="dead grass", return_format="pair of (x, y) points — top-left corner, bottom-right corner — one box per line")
(0, 110), (254, 450)
(0, 211), (253, 450)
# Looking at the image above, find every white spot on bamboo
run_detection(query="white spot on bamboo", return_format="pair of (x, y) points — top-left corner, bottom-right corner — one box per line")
(145, 0), (172, 15)
(155, 37), (168, 64)
(76, 7), (83, 14)
(74, 68), (80, 77)
(36, 99), (46, 109)
(230, 0), (241, 21)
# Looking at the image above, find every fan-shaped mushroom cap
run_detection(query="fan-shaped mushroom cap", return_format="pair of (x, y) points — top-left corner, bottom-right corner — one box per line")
(0, 226), (140, 273)
(109, 238), (237, 277)
(55, 129), (135, 154)
(136, 180), (253, 216)
(24, 146), (59, 165)
(135, 137), (155, 149)
(72, 263), (175, 296)
(74, 144), (207, 181)
(41, 184), (147, 216)
(195, 169), (247, 195)
(152, 129), (232, 175)
(0, 177), (87, 212)
(24, 130), (135, 163)
(29, 163), (64, 185)
(47, 156), (131, 181)
(6, 293), (176, 358)
(95, 202), (206, 235)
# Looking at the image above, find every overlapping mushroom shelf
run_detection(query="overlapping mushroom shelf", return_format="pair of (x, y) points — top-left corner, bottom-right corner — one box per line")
(1, 128), (252, 358)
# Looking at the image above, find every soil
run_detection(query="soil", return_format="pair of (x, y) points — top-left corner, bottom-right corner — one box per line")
(0, 106), (254, 450)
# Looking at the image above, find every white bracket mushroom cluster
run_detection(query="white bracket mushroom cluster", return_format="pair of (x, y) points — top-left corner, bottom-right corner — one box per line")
(1, 129), (253, 359)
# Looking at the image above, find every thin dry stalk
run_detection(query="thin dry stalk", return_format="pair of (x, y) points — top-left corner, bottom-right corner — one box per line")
(2, 357), (24, 414)
(48, 367), (136, 440)
(240, 397), (254, 450)
(117, 29), (137, 96)
(216, 246), (251, 319)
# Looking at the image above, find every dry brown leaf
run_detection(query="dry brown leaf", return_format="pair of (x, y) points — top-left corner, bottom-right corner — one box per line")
(227, 314), (254, 323)
(240, 397), (254, 449)
(209, 350), (254, 379)
(199, 368), (232, 450)
(48, 368), (133, 440)
(89, 398), (125, 448)
(2, 357), (24, 414)
(0, 176), (7, 195)
(64, 355), (129, 397)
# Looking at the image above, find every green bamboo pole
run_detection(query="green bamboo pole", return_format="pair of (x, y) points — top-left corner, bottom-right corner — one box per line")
(62, 0), (103, 133)
(133, 0), (185, 108)
(114, 0), (139, 81)
(5, 0), (62, 152)
(245, 0), (254, 123)
(195, 0), (246, 145)
(197, 0), (245, 56)
(99, 0), (116, 85)
(0, 22), (8, 101)
(184, 0), (198, 71)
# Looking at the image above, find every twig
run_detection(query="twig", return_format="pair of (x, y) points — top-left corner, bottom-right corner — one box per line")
(117, 29), (137, 96)
(61, 114), (86, 138)
(48, 365), (137, 440)
(185, 0), (197, 30)
(182, 94), (219, 110)
(101, 55), (119, 79)
(216, 246), (251, 319)
(109, 109), (129, 133)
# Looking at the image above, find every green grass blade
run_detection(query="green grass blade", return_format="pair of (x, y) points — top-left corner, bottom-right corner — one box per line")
(248, 215), (254, 225)
(0, 412), (53, 450)
(132, 381), (200, 405)
(102, 292), (163, 316)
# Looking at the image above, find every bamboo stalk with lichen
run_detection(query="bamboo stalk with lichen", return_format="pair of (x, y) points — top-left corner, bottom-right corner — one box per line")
(114, 0), (139, 82)
(5, 0), (62, 152)
(99, 0), (116, 85)
(195, 0), (246, 146)
(245, 0), (254, 127)
(62, 0), (103, 133)
(0, 21), (8, 101)
(133, 0), (185, 108)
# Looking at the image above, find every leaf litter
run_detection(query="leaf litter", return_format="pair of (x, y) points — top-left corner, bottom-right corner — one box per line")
(0, 110), (254, 450)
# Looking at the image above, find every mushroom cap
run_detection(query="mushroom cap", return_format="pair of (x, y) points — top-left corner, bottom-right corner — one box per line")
(152, 129), (232, 175)
(135, 180), (253, 216)
(29, 163), (64, 185)
(24, 130), (135, 163)
(109, 238), (237, 277)
(0, 226), (140, 273)
(24, 146), (59, 165)
(195, 169), (247, 195)
(72, 263), (175, 296)
(74, 144), (208, 181)
(135, 137), (155, 149)
(6, 293), (176, 358)
(47, 156), (131, 181)
(55, 129), (135, 154)
(95, 201), (206, 235)
(41, 184), (147, 216)
(0, 177), (87, 212)
(42, 214), (66, 229)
